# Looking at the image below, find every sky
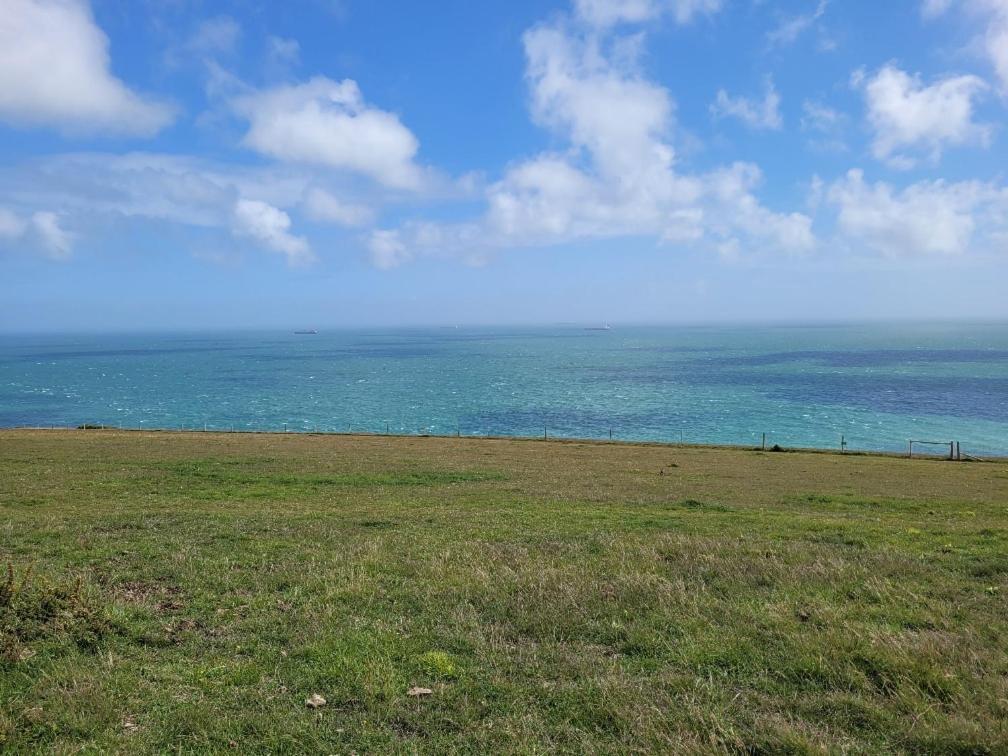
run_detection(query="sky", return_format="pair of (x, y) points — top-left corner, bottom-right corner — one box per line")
(1, 0), (1007, 331)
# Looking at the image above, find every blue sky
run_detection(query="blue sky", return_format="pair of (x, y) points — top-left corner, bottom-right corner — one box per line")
(1, 0), (1007, 330)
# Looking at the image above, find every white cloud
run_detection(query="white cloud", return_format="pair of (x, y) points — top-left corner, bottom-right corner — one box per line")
(0, 206), (73, 259)
(856, 64), (990, 168)
(0, 0), (175, 136)
(767, 0), (829, 47)
(923, 0), (1008, 90)
(30, 211), (73, 259)
(711, 78), (783, 131)
(573, 0), (723, 27)
(302, 187), (374, 227)
(523, 23), (675, 179)
(368, 14), (813, 267)
(828, 169), (1008, 257)
(972, 0), (1008, 91)
(232, 198), (313, 265)
(367, 229), (413, 269)
(232, 77), (424, 190)
(0, 152), (403, 265)
(3, 153), (244, 228)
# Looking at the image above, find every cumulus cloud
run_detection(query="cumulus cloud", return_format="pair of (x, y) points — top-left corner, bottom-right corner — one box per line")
(367, 13), (813, 267)
(0, 0), (175, 136)
(232, 77), (424, 190)
(711, 78), (783, 130)
(232, 198), (313, 265)
(573, 0), (723, 27)
(828, 169), (1008, 257)
(855, 64), (990, 168)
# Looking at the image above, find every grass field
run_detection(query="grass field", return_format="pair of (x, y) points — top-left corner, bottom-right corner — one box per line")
(1, 429), (1007, 753)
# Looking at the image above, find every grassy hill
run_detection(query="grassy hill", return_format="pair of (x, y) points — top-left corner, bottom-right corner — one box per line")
(1, 429), (1006, 753)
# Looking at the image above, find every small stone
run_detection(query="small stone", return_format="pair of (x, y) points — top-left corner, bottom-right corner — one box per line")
(407, 686), (433, 697)
(306, 693), (327, 708)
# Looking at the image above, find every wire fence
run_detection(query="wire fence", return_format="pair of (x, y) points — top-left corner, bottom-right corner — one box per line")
(6, 420), (994, 461)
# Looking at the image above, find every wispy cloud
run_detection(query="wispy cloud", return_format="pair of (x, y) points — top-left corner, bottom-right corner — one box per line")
(711, 78), (783, 130)
(767, 0), (829, 48)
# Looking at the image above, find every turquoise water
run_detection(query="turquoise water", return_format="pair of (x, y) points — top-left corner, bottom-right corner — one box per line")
(2, 323), (1007, 455)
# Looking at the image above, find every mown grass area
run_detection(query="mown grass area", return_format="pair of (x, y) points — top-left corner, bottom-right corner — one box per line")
(1, 429), (1006, 754)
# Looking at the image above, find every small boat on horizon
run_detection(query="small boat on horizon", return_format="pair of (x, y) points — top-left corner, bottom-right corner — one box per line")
(293, 329), (319, 335)
(585, 322), (612, 331)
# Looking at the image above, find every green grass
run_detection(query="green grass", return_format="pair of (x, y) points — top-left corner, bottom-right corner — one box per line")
(1, 429), (1007, 753)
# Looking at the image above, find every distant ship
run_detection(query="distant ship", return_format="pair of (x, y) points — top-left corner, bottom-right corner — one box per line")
(293, 329), (318, 335)
(585, 322), (612, 331)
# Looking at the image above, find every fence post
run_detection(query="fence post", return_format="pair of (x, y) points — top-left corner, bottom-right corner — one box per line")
(761, 432), (766, 451)
(609, 427), (613, 440)
(908, 441), (912, 458)
(544, 425), (547, 440)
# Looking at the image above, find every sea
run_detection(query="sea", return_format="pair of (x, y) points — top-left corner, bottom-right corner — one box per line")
(2, 322), (1007, 456)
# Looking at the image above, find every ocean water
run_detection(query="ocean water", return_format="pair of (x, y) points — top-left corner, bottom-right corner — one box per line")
(2, 323), (1007, 455)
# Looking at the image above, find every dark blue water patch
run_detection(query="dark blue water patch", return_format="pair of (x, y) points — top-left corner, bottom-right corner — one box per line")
(566, 363), (1008, 423)
(690, 349), (1008, 368)
(750, 373), (1008, 424)
(684, 371), (1008, 424)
